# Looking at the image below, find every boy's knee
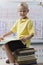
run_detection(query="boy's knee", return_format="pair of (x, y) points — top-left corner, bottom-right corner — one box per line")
(2, 45), (5, 50)
(2, 44), (8, 50)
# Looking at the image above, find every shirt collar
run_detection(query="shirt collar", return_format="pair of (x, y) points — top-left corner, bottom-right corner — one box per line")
(20, 17), (28, 23)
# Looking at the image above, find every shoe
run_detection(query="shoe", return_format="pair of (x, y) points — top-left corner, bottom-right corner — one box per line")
(6, 59), (10, 64)
(6, 59), (19, 65)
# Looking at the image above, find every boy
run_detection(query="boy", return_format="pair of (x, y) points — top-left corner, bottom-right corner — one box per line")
(0, 2), (34, 65)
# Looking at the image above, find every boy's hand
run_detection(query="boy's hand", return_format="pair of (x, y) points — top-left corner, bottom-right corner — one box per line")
(0, 37), (4, 42)
(20, 37), (27, 42)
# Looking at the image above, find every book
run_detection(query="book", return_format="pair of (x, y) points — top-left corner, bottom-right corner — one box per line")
(15, 48), (35, 56)
(13, 52), (35, 63)
(19, 61), (37, 65)
(16, 54), (37, 62)
(13, 48), (37, 64)
(16, 55), (37, 64)
(17, 58), (37, 64)
(0, 37), (19, 44)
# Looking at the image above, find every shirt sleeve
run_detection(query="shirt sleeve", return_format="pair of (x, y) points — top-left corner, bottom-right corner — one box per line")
(10, 21), (18, 33)
(28, 20), (34, 35)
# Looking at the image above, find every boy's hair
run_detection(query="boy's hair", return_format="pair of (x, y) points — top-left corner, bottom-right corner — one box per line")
(18, 2), (29, 12)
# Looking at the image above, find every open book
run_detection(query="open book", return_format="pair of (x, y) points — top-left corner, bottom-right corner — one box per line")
(0, 36), (19, 44)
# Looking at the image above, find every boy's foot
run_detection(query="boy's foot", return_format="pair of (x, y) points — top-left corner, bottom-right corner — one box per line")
(6, 59), (19, 65)
(6, 59), (10, 64)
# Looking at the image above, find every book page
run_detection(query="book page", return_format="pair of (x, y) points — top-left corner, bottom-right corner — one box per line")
(0, 36), (19, 44)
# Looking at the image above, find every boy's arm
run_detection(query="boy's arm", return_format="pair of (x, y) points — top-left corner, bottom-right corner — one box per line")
(0, 31), (13, 42)
(0, 31), (13, 41)
(20, 33), (34, 42)
(25, 33), (34, 40)
(3, 31), (13, 38)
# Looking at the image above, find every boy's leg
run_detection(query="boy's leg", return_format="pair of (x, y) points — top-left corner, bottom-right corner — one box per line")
(2, 40), (26, 65)
(2, 44), (15, 63)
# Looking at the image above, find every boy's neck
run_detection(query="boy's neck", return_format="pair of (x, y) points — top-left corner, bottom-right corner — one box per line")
(20, 16), (28, 19)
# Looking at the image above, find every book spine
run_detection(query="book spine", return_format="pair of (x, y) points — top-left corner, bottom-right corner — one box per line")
(17, 52), (35, 56)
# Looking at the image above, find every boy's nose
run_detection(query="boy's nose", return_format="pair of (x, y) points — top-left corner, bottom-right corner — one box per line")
(22, 12), (24, 14)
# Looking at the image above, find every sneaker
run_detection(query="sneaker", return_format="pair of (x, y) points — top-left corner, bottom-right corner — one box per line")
(6, 59), (10, 64)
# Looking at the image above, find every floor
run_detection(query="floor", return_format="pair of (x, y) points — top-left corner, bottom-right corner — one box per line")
(0, 59), (9, 65)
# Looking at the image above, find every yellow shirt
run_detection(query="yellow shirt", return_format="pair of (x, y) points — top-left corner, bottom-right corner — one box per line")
(10, 18), (34, 48)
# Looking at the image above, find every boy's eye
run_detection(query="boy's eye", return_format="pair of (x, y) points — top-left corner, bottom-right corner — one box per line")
(20, 10), (26, 12)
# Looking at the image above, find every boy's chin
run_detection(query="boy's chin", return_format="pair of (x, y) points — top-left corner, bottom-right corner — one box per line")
(20, 16), (26, 19)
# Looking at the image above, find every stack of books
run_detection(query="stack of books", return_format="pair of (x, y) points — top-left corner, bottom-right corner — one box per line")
(14, 48), (37, 65)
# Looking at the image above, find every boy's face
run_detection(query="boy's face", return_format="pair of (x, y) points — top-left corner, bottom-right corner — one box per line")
(18, 6), (29, 18)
